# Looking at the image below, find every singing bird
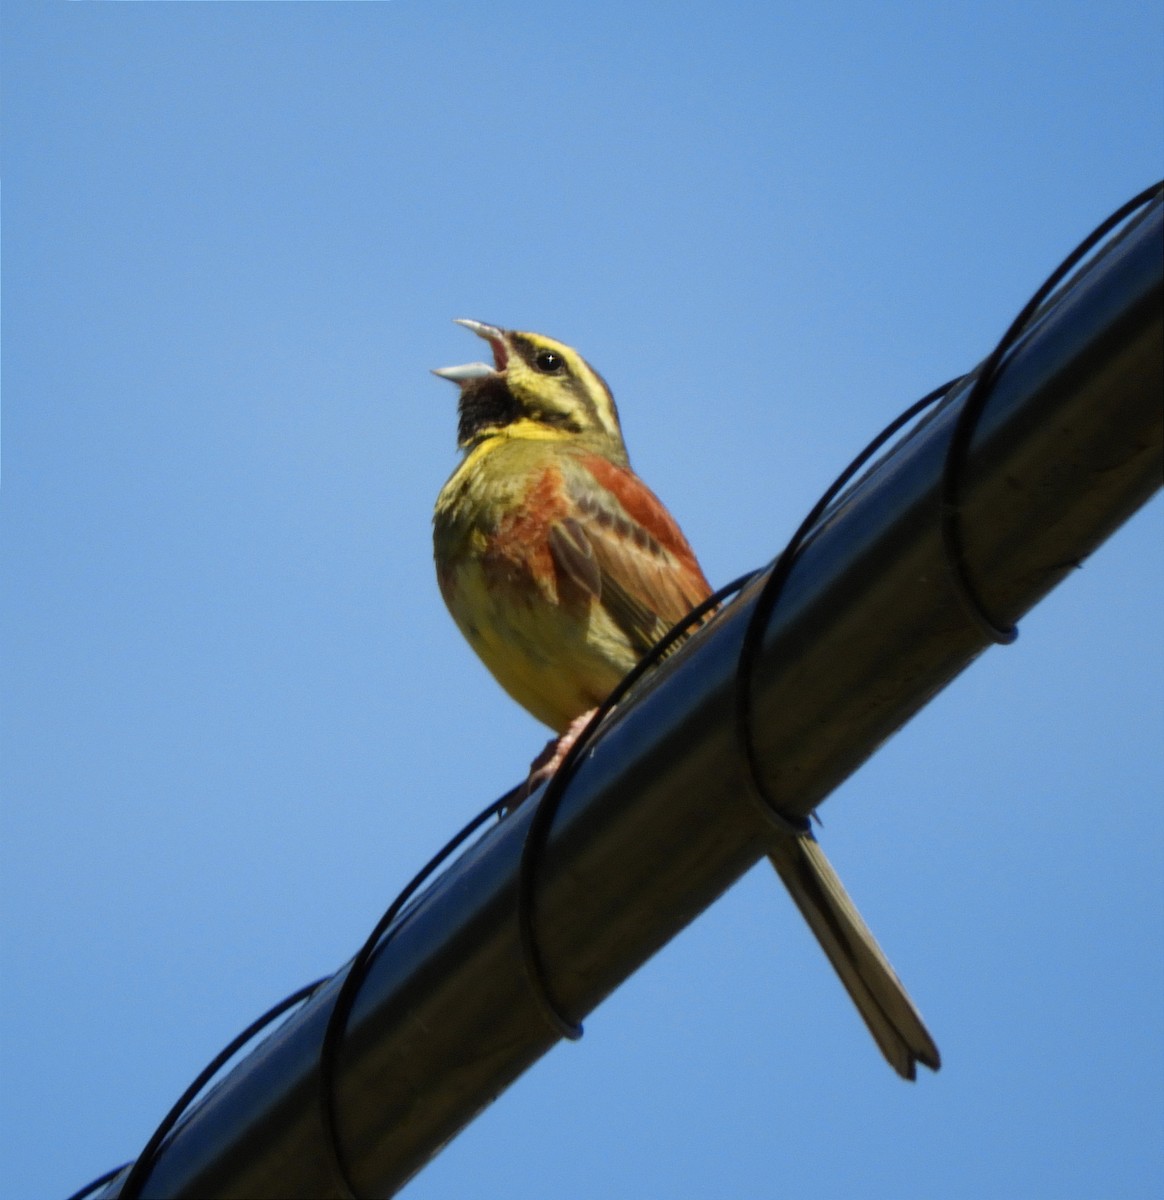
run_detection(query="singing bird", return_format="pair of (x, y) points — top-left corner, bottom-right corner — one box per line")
(432, 319), (939, 1079)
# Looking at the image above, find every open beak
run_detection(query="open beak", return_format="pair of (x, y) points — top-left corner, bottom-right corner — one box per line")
(432, 318), (510, 383)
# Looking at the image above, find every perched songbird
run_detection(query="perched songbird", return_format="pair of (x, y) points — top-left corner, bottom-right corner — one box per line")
(432, 320), (940, 1079)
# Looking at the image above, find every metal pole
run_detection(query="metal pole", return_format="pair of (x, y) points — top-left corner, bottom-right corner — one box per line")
(101, 198), (1162, 1199)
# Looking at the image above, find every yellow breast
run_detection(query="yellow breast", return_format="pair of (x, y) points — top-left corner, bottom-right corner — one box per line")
(434, 437), (637, 733)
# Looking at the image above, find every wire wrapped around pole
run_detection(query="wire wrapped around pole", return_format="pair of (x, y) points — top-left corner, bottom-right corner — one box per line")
(85, 187), (1161, 1200)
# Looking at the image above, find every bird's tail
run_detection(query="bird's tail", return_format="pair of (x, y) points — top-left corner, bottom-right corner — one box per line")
(767, 833), (940, 1080)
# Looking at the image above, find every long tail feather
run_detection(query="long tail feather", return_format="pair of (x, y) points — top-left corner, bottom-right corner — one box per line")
(767, 834), (940, 1080)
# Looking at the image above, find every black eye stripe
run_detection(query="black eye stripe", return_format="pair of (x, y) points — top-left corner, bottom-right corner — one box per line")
(535, 407), (584, 433)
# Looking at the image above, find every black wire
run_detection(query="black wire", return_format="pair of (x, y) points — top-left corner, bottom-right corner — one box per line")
(939, 179), (1163, 643)
(63, 1164), (132, 1200)
(72, 180), (1163, 1200)
(514, 571), (759, 1042)
(513, 180), (1164, 1048)
(511, 383), (961, 1031)
(108, 789), (517, 1200)
(735, 378), (964, 834)
(117, 976), (331, 1200)
(317, 789), (515, 1199)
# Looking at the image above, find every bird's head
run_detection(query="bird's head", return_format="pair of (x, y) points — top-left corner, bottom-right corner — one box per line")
(433, 319), (628, 464)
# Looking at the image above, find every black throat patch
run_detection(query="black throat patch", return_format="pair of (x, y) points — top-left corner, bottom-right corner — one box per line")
(457, 375), (521, 446)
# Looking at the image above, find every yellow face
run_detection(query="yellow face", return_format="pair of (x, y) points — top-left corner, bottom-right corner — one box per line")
(502, 330), (625, 444)
(434, 320), (629, 463)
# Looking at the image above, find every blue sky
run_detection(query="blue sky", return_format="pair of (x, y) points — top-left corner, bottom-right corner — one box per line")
(2, 3), (1162, 1198)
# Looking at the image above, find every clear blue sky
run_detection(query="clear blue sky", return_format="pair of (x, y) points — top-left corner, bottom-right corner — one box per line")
(3, 4), (1162, 1198)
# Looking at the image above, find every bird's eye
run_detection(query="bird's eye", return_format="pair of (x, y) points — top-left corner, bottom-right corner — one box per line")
(534, 349), (565, 374)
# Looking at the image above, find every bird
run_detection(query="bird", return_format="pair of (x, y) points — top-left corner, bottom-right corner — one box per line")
(431, 319), (940, 1079)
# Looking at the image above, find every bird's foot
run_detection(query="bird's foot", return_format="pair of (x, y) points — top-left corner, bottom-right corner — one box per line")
(518, 709), (598, 804)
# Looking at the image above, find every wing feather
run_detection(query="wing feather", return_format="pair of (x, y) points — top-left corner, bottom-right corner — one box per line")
(550, 454), (713, 656)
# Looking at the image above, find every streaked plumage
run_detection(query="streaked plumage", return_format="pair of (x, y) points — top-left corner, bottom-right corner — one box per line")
(432, 320), (939, 1078)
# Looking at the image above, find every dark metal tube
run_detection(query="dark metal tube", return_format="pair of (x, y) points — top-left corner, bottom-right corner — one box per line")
(103, 199), (1162, 1199)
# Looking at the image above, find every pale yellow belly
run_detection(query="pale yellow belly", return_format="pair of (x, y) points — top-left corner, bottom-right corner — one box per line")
(442, 556), (635, 734)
